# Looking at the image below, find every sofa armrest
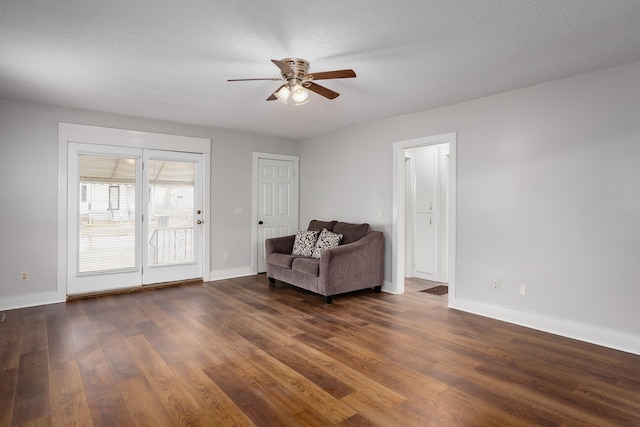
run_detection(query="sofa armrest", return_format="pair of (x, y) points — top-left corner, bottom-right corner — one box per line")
(265, 234), (296, 279)
(318, 231), (384, 296)
(265, 234), (295, 259)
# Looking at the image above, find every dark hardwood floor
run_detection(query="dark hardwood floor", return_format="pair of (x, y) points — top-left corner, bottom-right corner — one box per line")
(1, 275), (639, 426)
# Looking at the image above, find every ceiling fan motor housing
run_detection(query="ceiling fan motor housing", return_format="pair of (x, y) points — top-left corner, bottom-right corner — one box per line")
(281, 58), (310, 86)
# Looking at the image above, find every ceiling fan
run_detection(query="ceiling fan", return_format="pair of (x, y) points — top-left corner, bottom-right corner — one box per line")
(227, 58), (356, 105)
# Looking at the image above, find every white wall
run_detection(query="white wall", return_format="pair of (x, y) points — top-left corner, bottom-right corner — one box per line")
(0, 99), (298, 309)
(299, 61), (640, 351)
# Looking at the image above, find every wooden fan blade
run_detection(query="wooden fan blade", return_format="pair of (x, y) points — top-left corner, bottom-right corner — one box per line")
(309, 69), (356, 80)
(306, 82), (340, 100)
(227, 77), (284, 82)
(267, 84), (287, 101)
(271, 59), (294, 75)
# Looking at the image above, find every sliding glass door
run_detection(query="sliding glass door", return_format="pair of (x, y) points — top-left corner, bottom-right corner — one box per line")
(67, 144), (203, 295)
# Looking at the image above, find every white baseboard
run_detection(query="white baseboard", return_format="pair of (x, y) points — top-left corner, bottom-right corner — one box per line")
(449, 296), (640, 356)
(0, 290), (66, 312)
(209, 265), (257, 281)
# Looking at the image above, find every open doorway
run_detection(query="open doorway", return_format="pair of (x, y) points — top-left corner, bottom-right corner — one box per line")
(391, 132), (456, 300)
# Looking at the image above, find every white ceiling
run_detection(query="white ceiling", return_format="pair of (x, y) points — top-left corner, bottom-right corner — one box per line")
(1, 1), (640, 140)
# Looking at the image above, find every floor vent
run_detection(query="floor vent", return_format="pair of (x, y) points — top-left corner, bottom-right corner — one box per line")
(0, 313), (5, 323)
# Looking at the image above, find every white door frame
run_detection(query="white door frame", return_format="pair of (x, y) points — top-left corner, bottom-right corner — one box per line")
(252, 152), (299, 273)
(391, 132), (456, 298)
(58, 123), (211, 296)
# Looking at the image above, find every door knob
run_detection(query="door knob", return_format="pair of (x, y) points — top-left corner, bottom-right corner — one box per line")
(258, 221), (264, 225)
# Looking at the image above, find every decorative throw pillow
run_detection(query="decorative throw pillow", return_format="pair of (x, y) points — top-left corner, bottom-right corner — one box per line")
(291, 230), (319, 257)
(312, 228), (343, 259)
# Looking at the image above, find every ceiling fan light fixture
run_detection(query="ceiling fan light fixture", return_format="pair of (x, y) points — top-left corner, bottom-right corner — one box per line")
(274, 85), (290, 103)
(228, 58), (355, 104)
(291, 84), (309, 104)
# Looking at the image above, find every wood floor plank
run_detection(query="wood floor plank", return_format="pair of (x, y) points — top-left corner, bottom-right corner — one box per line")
(169, 360), (256, 427)
(11, 349), (50, 426)
(19, 313), (48, 355)
(46, 317), (76, 367)
(80, 365), (134, 427)
(123, 334), (212, 426)
(1, 274), (640, 426)
(69, 324), (109, 373)
(117, 376), (175, 427)
(98, 330), (143, 383)
(232, 343), (357, 424)
(256, 342), (355, 399)
(340, 391), (431, 426)
(203, 355), (302, 427)
(0, 314), (22, 370)
(284, 340), (408, 406)
(134, 320), (189, 365)
(49, 359), (93, 427)
(0, 367), (18, 426)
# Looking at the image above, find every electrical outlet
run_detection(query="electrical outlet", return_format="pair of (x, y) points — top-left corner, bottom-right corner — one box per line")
(492, 279), (500, 291)
(519, 284), (527, 296)
(222, 251), (229, 261)
(21, 271), (28, 281)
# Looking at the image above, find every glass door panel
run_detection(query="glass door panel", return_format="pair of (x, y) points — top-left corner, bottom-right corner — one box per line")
(147, 159), (195, 266)
(78, 155), (137, 272)
(67, 144), (142, 294)
(142, 150), (203, 285)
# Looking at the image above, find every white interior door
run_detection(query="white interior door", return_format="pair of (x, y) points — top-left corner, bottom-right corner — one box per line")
(67, 144), (204, 295)
(257, 157), (298, 272)
(413, 146), (438, 277)
(406, 143), (450, 282)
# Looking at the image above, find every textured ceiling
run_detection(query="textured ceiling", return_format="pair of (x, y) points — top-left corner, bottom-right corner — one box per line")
(1, 1), (640, 139)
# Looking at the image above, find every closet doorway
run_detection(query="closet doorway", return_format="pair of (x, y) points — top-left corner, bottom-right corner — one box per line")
(404, 143), (449, 283)
(391, 132), (456, 297)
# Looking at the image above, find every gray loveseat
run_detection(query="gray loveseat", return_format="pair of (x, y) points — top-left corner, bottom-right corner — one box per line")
(265, 220), (384, 303)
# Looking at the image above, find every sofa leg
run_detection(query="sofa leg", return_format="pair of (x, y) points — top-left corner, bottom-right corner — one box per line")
(268, 277), (275, 285)
(325, 296), (333, 304)
(374, 285), (382, 293)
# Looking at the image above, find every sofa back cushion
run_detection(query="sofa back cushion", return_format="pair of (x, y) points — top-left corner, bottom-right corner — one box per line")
(333, 222), (371, 245)
(307, 219), (338, 232)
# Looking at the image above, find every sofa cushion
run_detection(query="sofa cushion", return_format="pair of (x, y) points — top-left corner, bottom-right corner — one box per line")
(307, 219), (338, 232)
(269, 253), (298, 269)
(292, 257), (320, 277)
(333, 222), (371, 245)
(292, 230), (319, 257)
(312, 228), (343, 258)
